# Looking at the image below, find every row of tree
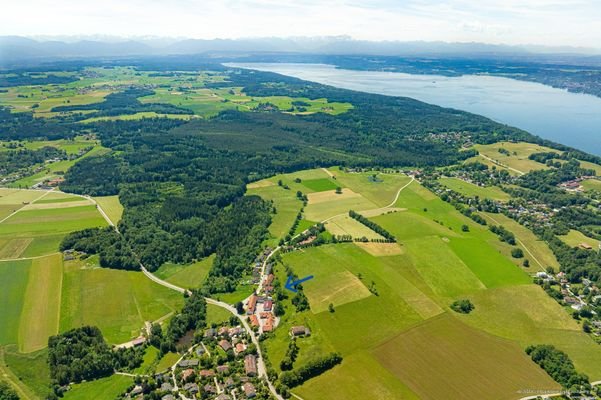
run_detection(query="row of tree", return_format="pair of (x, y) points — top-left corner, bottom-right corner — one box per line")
(348, 210), (396, 242)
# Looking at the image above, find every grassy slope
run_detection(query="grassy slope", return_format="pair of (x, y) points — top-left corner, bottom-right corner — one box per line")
(154, 254), (214, 289)
(63, 375), (132, 400)
(559, 229), (601, 249)
(438, 177), (511, 201)
(0, 260), (31, 345)
(473, 142), (559, 174)
(18, 254), (63, 353)
(92, 195), (124, 225)
(60, 257), (185, 344)
(481, 212), (560, 271)
(267, 177), (601, 399)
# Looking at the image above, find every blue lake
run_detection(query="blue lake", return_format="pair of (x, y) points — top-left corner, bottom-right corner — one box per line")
(229, 63), (601, 156)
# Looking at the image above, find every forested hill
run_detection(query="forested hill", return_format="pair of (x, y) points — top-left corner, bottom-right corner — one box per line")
(2, 60), (536, 294)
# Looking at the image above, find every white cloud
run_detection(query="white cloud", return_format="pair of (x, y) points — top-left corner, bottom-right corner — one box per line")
(1, 0), (600, 48)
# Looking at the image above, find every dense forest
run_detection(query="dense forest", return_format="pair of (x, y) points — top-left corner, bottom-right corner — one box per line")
(47, 326), (143, 387)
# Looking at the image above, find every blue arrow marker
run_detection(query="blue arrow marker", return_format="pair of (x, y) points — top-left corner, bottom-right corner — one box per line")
(285, 275), (314, 293)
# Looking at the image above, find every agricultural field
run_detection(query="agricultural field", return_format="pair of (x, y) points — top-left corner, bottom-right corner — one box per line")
(438, 177), (511, 201)
(327, 168), (413, 207)
(63, 375), (132, 400)
(0, 67), (353, 123)
(471, 141), (560, 174)
(373, 314), (559, 400)
(60, 256), (185, 344)
(262, 172), (601, 400)
(480, 212), (560, 271)
(559, 229), (601, 250)
(92, 195), (124, 225)
(324, 214), (385, 240)
(581, 178), (601, 192)
(154, 254), (214, 289)
(246, 183), (304, 246)
(0, 191), (106, 260)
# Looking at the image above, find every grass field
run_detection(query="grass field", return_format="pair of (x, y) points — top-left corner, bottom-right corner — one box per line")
(373, 314), (559, 400)
(0, 202), (106, 259)
(581, 178), (601, 192)
(473, 142), (560, 174)
(154, 255), (214, 289)
(481, 212), (560, 271)
(305, 189), (378, 222)
(327, 169), (413, 207)
(0, 260), (30, 346)
(92, 195), (124, 224)
(60, 257), (185, 344)
(301, 178), (340, 192)
(18, 254), (63, 353)
(559, 229), (601, 250)
(155, 352), (181, 373)
(262, 174), (601, 398)
(247, 184), (304, 246)
(63, 374), (132, 400)
(1, 346), (50, 399)
(207, 303), (233, 326)
(324, 214), (385, 240)
(438, 177), (511, 201)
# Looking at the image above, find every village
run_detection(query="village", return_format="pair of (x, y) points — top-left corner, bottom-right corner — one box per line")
(120, 242), (316, 400)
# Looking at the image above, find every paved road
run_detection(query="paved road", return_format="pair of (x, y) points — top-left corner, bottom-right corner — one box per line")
(205, 298), (284, 400)
(518, 380), (601, 400)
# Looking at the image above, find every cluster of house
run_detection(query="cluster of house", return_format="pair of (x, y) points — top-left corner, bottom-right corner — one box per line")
(125, 323), (269, 400)
(251, 248), (273, 285)
(246, 291), (276, 334)
(558, 176), (597, 193)
(537, 271), (600, 313)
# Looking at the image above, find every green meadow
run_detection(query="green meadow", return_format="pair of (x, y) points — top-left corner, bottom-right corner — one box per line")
(63, 375), (132, 400)
(438, 177), (511, 201)
(154, 254), (214, 289)
(559, 229), (601, 249)
(0, 201), (106, 259)
(60, 257), (185, 344)
(260, 173), (601, 400)
(92, 195), (124, 225)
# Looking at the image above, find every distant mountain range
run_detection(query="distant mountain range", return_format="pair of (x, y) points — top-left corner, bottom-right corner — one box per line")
(1, 35), (601, 67)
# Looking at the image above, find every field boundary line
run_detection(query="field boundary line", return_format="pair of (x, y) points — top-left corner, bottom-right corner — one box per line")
(0, 251), (61, 262)
(0, 188), (55, 224)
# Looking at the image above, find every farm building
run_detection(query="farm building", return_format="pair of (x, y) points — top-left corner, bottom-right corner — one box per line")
(290, 325), (311, 337)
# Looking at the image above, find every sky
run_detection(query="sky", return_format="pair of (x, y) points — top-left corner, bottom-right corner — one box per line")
(2, 0), (601, 49)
